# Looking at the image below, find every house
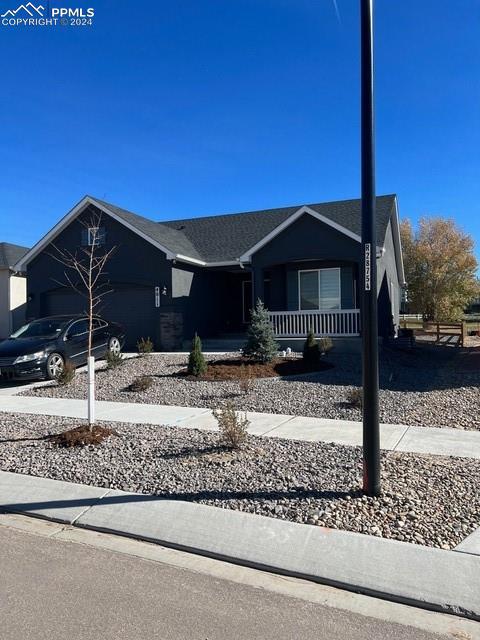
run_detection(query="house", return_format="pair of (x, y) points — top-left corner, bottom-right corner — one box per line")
(0, 242), (29, 339)
(15, 194), (405, 350)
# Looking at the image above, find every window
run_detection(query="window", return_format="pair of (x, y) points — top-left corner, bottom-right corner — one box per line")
(82, 227), (106, 246)
(68, 319), (89, 337)
(92, 318), (107, 331)
(299, 271), (319, 310)
(298, 268), (341, 310)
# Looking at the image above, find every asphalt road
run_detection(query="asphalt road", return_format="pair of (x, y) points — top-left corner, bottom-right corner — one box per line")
(0, 526), (461, 640)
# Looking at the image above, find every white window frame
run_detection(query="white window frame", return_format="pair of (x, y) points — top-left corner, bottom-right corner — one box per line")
(298, 268), (341, 311)
(87, 226), (101, 246)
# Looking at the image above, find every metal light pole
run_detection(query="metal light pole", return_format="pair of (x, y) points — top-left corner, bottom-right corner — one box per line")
(360, 0), (381, 496)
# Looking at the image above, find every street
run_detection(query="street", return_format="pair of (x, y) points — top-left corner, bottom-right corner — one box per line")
(0, 520), (468, 640)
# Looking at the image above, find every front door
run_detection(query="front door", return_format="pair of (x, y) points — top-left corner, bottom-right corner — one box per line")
(242, 280), (252, 324)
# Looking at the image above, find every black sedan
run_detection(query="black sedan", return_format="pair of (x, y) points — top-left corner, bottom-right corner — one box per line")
(0, 315), (125, 382)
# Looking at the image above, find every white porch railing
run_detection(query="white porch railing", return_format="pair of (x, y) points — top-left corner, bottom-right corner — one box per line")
(268, 309), (360, 337)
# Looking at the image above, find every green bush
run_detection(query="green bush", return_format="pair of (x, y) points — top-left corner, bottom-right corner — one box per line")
(129, 375), (154, 392)
(188, 333), (207, 377)
(137, 336), (154, 355)
(55, 360), (76, 386)
(302, 331), (333, 369)
(302, 328), (321, 368)
(104, 349), (124, 370)
(242, 299), (278, 363)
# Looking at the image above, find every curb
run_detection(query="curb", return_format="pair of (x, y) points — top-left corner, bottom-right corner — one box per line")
(1, 471), (479, 621)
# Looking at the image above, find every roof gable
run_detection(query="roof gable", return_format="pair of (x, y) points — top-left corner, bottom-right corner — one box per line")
(238, 205), (362, 261)
(15, 196), (186, 270)
(0, 242), (29, 270)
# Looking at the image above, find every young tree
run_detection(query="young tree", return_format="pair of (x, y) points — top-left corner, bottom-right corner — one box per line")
(302, 328), (321, 368)
(400, 217), (478, 321)
(50, 211), (116, 427)
(187, 333), (207, 377)
(243, 299), (278, 363)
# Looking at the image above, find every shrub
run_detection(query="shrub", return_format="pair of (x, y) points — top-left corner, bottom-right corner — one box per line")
(104, 349), (124, 370)
(238, 364), (253, 394)
(213, 402), (249, 449)
(188, 333), (207, 377)
(137, 336), (154, 355)
(302, 328), (321, 368)
(347, 387), (363, 409)
(129, 375), (154, 392)
(242, 299), (278, 363)
(318, 336), (333, 354)
(55, 360), (76, 386)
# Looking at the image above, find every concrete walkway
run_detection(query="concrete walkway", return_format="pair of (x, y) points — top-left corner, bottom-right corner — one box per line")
(1, 471), (479, 621)
(1, 394), (479, 459)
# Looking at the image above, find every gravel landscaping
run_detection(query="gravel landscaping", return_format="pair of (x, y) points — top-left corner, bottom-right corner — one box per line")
(0, 413), (478, 549)
(20, 347), (480, 430)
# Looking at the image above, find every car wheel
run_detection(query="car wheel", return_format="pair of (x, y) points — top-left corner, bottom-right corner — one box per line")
(46, 353), (65, 380)
(108, 337), (121, 356)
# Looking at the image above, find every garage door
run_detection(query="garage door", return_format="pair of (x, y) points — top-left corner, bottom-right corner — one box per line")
(43, 285), (159, 350)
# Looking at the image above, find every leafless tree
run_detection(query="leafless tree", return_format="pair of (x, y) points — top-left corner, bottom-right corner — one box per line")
(49, 210), (116, 427)
(49, 211), (116, 357)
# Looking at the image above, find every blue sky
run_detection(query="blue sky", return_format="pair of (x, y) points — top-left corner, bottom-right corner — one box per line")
(0, 0), (479, 262)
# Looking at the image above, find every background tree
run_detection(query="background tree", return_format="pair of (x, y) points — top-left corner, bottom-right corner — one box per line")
(50, 211), (116, 427)
(400, 217), (478, 321)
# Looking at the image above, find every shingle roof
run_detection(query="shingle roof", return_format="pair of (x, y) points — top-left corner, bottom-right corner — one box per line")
(91, 195), (396, 264)
(0, 242), (29, 270)
(92, 199), (203, 260)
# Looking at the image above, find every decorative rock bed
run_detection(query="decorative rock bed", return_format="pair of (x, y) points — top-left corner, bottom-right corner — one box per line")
(0, 413), (478, 550)
(20, 350), (480, 430)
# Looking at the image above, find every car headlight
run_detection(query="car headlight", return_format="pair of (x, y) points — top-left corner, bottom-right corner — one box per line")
(13, 351), (46, 364)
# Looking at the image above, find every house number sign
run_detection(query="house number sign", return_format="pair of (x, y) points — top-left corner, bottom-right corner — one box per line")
(364, 243), (371, 291)
(155, 286), (160, 307)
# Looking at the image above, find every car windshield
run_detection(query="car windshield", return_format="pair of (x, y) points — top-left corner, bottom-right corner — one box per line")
(10, 319), (68, 339)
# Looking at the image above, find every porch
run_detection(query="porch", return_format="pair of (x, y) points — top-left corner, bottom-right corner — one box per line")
(268, 309), (360, 338)
(217, 262), (362, 339)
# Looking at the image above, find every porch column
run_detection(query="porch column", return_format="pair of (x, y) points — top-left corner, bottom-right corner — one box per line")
(251, 264), (264, 306)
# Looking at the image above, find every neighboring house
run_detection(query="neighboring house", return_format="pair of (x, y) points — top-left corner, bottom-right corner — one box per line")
(15, 194), (405, 349)
(0, 242), (29, 339)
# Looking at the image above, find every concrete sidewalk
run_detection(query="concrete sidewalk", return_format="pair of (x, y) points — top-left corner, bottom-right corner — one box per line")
(0, 394), (479, 458)
(1, 471), (479, 621)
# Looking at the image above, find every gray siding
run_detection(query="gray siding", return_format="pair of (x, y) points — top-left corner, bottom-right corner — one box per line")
(377, 220), (401, 335)
(26, 205), (172, 348)
(171, 263), (228, 340)
(340, 266), (355, 308)
(252, 213), (363, 267)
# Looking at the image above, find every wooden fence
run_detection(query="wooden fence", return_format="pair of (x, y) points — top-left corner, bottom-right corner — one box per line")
(399, 319), (466, 347)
